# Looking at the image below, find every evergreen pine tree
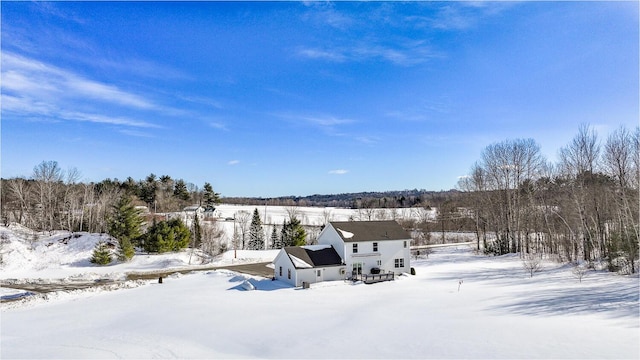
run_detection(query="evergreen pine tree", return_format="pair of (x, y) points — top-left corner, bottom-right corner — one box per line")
(117, 238), (135, 262)
(173, 179), (190, 201)
(278, 220), (289, 248)
(108, 195), (143, 262)
(280, 217), (307, 247)
(290, 217), (307, 246)
(142, 218), (191, 253)
(270, 225), (278, 250)
(248, 208), (264, 250)
(202, 182), (221, 211)
(90, 241), (112, 265)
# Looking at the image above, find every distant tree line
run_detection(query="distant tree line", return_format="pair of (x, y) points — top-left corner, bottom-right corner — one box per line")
(221, 189), (457, 208)
(1, 166), (220, 233)
(457, 124), (638, 274)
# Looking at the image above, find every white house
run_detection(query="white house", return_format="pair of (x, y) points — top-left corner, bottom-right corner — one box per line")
(273, 220), (411, 287)
(318, 220), (412, 277)
(273, 244), (345, 287)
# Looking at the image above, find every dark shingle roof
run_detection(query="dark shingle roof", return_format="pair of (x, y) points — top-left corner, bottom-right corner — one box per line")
(284, 245), (343, 269)
(329, 220), (410, 243)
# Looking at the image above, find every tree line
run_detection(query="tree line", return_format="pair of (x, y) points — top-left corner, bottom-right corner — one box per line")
(457, 124), (639, 274)
(222, 189), (457, 208)
(1, 165), (220, 233)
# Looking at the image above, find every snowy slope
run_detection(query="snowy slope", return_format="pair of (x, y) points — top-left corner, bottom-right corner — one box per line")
(0, 225), (276, 282)
(2, 244), (638, 359)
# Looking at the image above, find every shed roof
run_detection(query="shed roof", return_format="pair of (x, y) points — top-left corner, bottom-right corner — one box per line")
(283, 245), (343, 269)
(329, 220), (410, 243)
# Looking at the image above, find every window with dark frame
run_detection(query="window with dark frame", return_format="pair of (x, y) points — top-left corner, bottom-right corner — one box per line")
(279, 266), (282, 276)
(395, 258), (405, 268)
(353, 243), (358, 253)
(288, 269), (291, 279)
(373, 242), (378, 252)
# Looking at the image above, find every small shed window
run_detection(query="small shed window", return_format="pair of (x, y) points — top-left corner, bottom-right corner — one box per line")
(279, 266), (282, 276)
(288, 269), (291, 279)
(373, 242), (378, 252)
(353, 243), (358, 253)
(403, 241), (407, 248)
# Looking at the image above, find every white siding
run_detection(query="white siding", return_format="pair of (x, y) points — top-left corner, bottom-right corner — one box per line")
(317, 224), (346, 259)
(273, 250), (297, 287)
(318, 225), (411, 276)
(272, 248), (347, 287)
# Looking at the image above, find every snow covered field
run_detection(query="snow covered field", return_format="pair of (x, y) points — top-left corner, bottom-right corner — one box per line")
(2, 229), (638, 358)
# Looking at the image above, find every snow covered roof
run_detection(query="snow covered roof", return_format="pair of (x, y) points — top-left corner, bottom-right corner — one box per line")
(328, 220), (410, 242)
(283, 245), (342, 269)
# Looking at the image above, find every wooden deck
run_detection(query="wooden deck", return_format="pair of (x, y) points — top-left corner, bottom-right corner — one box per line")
(353, 272), (395, 284)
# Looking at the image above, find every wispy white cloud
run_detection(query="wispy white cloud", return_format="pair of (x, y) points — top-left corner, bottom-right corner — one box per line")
(274, 112), (355, 136)
(118, 129), (156, 138)
(328, 169), (349, 175)
(209, 122), (228, 131)
(296, 48), (347, 62)
(302, 2), (355, 30)
(299, 115), (354, 127)
(2, 94), (159, 129)
(297, 39), (440, 66)
(355, 136), (380, 145)
(406, 2), (515, 31)
(2, 52), (157, 110)
(1, 52), (168, 131)
(228, 160), (240, 165)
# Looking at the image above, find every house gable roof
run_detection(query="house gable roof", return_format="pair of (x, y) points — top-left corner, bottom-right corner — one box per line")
(283, 245), (343, 269)
(329, 220), (410, 243)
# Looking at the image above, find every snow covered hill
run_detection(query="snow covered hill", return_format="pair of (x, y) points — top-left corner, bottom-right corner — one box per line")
(1, 220), (638, 358)
(0, 223), (277, 284)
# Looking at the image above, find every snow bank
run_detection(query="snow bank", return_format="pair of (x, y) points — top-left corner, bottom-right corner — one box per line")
(0, 226), (277, 281)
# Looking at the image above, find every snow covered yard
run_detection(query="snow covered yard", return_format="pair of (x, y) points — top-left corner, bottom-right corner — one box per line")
(2, 245), (638, 359)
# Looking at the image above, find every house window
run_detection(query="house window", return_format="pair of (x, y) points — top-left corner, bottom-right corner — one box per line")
(395, 258), (405, 268)
(317, 270), (321, 277)
(279, 266), (282, 277)
(403, 241), (407, 248)
(373, 242), (378, 252)
(288, 269), (291, 279)
(353, 243), (358, 253)
(377, 260), (382, 266)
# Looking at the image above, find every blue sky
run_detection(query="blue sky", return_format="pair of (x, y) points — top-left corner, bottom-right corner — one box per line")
(2, 1), (638, 197)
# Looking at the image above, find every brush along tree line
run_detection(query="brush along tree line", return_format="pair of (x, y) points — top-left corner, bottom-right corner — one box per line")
(91, 195), (193, 264)
(457, 125), (638, 274)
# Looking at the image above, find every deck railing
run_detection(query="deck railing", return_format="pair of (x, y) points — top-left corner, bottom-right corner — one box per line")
(352, 271), (395, 284)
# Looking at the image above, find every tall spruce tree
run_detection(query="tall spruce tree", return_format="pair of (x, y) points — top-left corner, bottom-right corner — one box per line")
(202, 182), (220, 211)
(247, 208), (264, 250)
(108, 195), (143, 262)
(280, 217), (307, 247)
(173, 179), (190, 201)
(270, 225), (278, 250)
